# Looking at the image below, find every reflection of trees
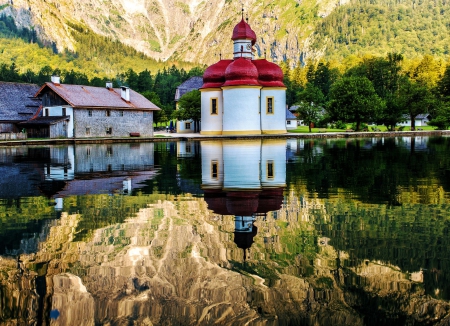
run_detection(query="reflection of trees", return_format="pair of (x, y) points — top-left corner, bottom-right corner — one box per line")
(287, 137), (450, 205)
(311, 201), (450, 300)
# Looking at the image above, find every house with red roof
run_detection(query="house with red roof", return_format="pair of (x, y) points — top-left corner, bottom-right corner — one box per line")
(20, 77), (160, 138)
(200, 15), (287, 135)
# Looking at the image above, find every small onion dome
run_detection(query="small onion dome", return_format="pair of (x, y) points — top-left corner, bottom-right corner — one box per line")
(232, 18), (257, 45)
(252, 59), (285, 87)
(202, 60), (233, 88)
(203, 189), (229, 215)
(226, 191), (260, 216)
(256, 188), (284, 213)
(223, 58), (260, 87)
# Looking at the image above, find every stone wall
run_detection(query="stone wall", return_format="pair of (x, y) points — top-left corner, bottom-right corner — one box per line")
(73, 109), (154, 138)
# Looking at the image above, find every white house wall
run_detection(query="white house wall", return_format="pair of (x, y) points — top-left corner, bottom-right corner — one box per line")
(47, 106), (74, 138)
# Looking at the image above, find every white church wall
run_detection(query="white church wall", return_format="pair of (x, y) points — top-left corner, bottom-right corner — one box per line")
(200, 90), (223, 135)
(222, 87), (262, 135)
(260, 88), (287, 134)
(223, 140), (262, 191)
(201, 141), (224, 189)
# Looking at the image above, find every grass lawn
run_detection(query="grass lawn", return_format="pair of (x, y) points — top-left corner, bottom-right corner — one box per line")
(289, 125), (438, 133)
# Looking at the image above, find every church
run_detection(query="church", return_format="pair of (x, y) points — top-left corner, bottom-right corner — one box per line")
(200, 16), (287, 135)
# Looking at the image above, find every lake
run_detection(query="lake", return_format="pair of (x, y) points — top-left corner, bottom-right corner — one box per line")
(0, 136), (449, 325)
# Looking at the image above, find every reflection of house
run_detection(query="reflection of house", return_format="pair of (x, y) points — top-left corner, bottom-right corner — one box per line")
(20, 77), (160, 138)
(201, 139), (286, 255)
(200, 17), (286, 135)
(0, 81), (41, 132)
(399, 114), (432, 127)
(175, 76), (203, 133)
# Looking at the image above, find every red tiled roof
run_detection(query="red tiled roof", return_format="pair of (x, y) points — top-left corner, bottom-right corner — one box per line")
(35, 83), (160, 110)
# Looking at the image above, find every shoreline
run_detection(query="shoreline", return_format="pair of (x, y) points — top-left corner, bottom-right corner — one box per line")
(0, 130), (449, 146)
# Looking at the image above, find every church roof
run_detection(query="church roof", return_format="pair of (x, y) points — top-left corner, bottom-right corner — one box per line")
(223, 58), (260, 87)
(232, 18), (257, 44)
(252, 59), (285, 87)
(174, 76), (203, 101)
(201, 18), (285, 88)
(202, 60), (233, 88)
(36, 83), (160, 110)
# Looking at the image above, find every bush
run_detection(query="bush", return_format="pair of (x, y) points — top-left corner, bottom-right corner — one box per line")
(332, 120), (347, 129)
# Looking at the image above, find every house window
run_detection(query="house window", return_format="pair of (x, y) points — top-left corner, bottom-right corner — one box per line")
(106, 127), (112, 135)
(185, 122), (191, 129)
(119, 110), (124, 117)
(211, 161), (219, 179)
(86, 147), (91, 156)
(143, 112), (150, 118)
(44, 108), (49, 116)
(106, 146), (113, 156)
(62, 107), (66, 116)
(88, 110), (92, 117)
(86, 127), (90, 135)
(287, 120), (291, 125)
(186, 143), (191, 153)
(106, 110), (111, 117)
(211, 98), (218, 115)
(267, 161), (274, 179)
(266, 97), (274, 114)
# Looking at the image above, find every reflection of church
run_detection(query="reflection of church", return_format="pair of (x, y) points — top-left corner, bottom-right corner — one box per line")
(201, 139), (286, 257)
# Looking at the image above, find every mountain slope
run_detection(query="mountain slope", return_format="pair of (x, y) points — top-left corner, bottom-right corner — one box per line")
(0, 0), (449, 68)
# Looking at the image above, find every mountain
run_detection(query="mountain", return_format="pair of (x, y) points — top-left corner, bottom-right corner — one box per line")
(1, 0), (449, 70)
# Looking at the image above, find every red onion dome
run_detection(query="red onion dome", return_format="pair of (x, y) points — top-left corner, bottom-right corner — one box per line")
(256, 188), (284, 213)
(202, 60), (233, 88)
(232, 18), (257, 45)
(226, 191), (260, 216)
(203, 189), (229, 215)
(223, 58), (260, 87)
(252, 59), (285, 87)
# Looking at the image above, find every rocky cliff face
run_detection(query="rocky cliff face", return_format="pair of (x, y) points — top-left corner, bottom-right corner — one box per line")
(0, 0), (342, 66)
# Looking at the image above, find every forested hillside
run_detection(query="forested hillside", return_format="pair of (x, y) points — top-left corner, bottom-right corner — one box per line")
(313, 0), (450, 60)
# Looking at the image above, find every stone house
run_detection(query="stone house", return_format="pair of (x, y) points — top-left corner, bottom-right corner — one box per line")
(0, 81), (41, 133)
(20, 77), (160, 138)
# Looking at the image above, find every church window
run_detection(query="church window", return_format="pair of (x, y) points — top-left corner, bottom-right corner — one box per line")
(266, 97), (274, 114)
(211, 161), (219, 179)
(267, 161), (274, 179)
(185, 122), (191, 129)
(211, 98), (218, 115)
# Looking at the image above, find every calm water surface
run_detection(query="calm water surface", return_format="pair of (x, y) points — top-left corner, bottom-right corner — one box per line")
(0, 137), (449, 325)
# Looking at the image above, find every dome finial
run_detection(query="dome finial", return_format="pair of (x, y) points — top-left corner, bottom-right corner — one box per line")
(241, 3), (244, 19)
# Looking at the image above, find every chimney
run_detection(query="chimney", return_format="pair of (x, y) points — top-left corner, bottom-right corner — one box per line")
(106, 81), (113, 89)
(51, 75), (60, 85)
(121, 86), (130, 102)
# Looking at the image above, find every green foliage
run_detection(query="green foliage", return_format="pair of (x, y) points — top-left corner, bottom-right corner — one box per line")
(328, 76), (385, 130)
(295, 83), (326, 132)
(313, 0), (450, 60)
(173, 90), (201, 132)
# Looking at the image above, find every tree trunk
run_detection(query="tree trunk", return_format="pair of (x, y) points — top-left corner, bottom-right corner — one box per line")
(410, 115), (416, 131)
